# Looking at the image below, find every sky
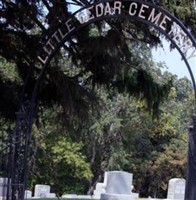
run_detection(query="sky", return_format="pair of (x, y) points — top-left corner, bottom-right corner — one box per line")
(68, 4), (196, 81)
(152, 40), (196, 81)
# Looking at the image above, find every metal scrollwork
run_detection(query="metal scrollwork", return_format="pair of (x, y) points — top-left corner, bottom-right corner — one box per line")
(1, 0), (196, 199)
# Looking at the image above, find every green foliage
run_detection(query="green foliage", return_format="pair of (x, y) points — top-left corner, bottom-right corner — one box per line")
(0, 58), (21, 119)
(0, 1), (195, 198)
(26, 56), (194, 198)
(121, 77), (194, 198)
(28, 105), (92, 195)
(163, 0), (196, 36)
(51, 138), (92, 180)
(0, 116), (15, 177)
(0, 58), (21, 83)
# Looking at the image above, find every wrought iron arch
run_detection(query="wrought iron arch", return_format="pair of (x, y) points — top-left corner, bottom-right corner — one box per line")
(1, 1), (196, 200)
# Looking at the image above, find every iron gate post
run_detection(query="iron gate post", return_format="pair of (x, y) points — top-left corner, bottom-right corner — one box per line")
(185, 115), (196, 200)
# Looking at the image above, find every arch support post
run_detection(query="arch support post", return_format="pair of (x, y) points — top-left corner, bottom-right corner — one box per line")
(185, 115), (196, 200)
(5, 97), (33, 200)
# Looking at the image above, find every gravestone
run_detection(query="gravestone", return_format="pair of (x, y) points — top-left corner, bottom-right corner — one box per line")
(100, 171), (139, 200)
(93, 183), (106, 199)
(61, 194), (77, 198)
(45, 193), (56, 198)
(0, 178), (8, 198)
(167, 178), (186, 199)
(105, 171), (133, 195)
(76, 195), (92, 199)
(61, 194), (91, 199)
(24, 190), (32, 199)
(93, 171), (108, 199)
(103, 171), (108, 188)
(34, 184), (51, 197)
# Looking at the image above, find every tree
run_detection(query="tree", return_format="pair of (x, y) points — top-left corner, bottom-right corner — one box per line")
(0, 0), (177, 121)
(0, 0), (195, 198)
(163, 0), (196, 36)
(28, 105), (93, 195)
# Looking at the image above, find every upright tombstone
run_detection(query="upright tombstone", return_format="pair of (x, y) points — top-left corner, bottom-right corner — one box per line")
(34, 184), (51, 198)
(167, 178), (186, 199)
(93, 172), (108, 199)
(24, 190), (32, 199)
(103, 171), (108, 188)
(93, 183), (106, 199)
(100, 171), (138, 200)
(45, 193), (56, 198)
(105, 171), (133, 195)
(0, 178), (8, 198)
(3, 0), (195, 199)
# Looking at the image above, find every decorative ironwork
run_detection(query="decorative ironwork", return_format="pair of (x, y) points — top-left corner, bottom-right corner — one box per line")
(185, 116), (196, 200)
(0, 94), (34, 200)
(0, 1), (195, 200)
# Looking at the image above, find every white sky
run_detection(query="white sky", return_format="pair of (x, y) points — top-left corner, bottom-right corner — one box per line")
(152, 40), (196, 80)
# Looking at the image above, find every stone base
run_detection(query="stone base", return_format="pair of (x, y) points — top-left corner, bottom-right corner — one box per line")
(101, 193), (137, 200)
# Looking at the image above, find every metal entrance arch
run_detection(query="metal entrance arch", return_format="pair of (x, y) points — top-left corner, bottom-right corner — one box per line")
(1, 1), (196, 200)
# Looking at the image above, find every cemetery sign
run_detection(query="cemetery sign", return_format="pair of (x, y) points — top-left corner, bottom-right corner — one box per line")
(3, 1), (196, 200)
(38, 0), (196, 88)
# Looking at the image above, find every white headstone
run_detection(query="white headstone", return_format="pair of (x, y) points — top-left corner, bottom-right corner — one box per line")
(93, 183), (106, 198)
(96, 183), (105, 191)
(34, 184), (50, 197)
(103, 172), (108, 188)
(105, 171), (133, 195)
(101, 193), (136, 200)
(76, 195), (92, 199)
(167, 178), (186, 199)
(62, 194), (77, 198)
(100, 171), (139, 200)
(132, 193), (139, 199)
(93, 172), (109, 199)
(0, 178), (8, 197)
(24, 190), (32, 199)
(45, 193), (56, 198)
